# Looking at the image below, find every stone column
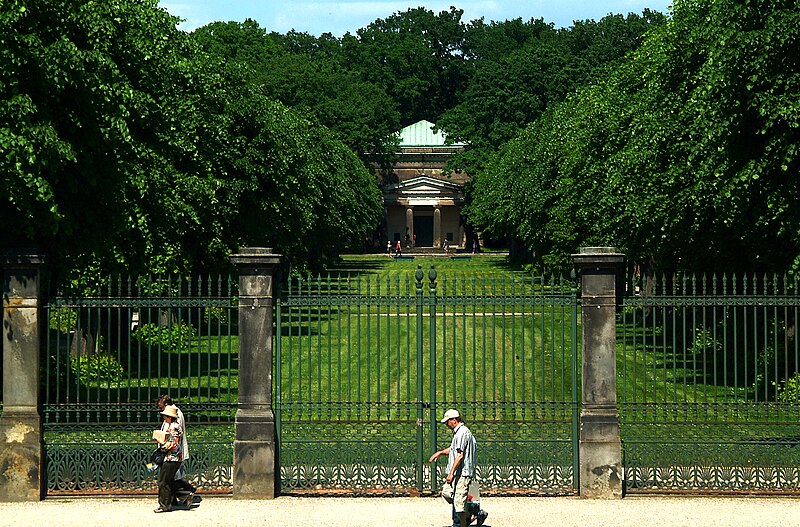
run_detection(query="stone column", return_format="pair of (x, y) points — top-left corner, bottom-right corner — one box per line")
(230, 248), (282, 498)
(572, 247), (625, 499)
(0, 250), (45, 501)
(433, 207), (441, 248)
(405, 207), (414, 247)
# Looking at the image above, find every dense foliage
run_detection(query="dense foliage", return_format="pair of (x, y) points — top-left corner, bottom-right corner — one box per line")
(17, 0), (785, 281)
(469, 0), (800, 274)
(1, 0), (382, 282)
(190, 20), (401, 168)
(439, 11), (667, 176)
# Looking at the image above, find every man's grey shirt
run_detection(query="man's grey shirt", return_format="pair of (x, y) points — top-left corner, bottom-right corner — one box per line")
(446, 422), (477, 478)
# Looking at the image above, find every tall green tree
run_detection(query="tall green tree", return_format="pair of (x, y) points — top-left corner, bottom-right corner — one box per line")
(0, 0), (189, 277)
(1, 0), (383, 282)
(345, 6), (471, 125)
(191, 21), (401, 167)
(439, 12), (666, 177)
(470, 0), (800, 273)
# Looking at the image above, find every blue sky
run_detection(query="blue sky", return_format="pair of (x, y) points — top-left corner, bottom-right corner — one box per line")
(160, 1), (673, 36)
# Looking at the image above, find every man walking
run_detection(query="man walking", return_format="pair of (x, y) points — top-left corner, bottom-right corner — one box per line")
(429, 409), (488, 527)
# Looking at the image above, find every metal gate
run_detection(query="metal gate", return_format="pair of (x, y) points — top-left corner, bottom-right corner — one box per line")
(620, 273), (800, 493)
(275, 265), (580, 494)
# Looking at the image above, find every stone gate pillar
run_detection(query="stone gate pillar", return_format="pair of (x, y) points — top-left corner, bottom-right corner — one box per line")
(0, 250), (45, 501)
(572, 247), (625, 499)
(230, 248), (282, 498)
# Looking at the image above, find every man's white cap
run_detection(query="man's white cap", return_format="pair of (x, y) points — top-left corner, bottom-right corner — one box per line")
(441, 408), (460, 422)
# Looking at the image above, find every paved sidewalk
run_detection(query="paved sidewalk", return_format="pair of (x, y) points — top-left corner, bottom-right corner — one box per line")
(1, 495), (799, 527)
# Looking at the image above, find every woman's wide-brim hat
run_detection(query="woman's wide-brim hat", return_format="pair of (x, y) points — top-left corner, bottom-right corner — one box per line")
(160, 404), (179, 419)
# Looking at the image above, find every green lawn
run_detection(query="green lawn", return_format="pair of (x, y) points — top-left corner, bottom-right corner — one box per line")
(330, 253), (520, 277)
(276, 253), (579, 414)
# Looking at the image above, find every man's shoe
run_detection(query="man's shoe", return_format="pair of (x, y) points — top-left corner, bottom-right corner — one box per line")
(154, 507), (170, 513)
(476, 510), (488, 526)
(183, 492), (194, 507)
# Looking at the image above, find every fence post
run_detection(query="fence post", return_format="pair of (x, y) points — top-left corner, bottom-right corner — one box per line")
(572, 247), (624, 499)
(427, 265), (438, 492)
(230, 247), (282, 499)
(0, 250), (45, 501)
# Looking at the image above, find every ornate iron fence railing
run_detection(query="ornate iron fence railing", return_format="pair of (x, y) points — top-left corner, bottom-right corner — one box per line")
(275, 266), (580, 495)
(620, 273), (800, 493)
(42, 275), (237, 495)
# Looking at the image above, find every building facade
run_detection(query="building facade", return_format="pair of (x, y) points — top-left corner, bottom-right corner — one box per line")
(381, 120), (468, 249)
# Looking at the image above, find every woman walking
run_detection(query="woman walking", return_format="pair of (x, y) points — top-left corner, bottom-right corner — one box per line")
(154, 404), (183, 513)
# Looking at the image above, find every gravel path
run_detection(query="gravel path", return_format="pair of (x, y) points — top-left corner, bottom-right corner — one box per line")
(1, 495), (799, 527)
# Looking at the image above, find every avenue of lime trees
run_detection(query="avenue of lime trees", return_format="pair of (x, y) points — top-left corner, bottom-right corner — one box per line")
(2, 0), (797, 286)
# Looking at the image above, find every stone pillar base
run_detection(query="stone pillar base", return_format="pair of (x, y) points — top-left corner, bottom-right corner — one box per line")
(233, 410), (278, 499)
(0, 411), (43, 501)
(579, 411), (623, 499)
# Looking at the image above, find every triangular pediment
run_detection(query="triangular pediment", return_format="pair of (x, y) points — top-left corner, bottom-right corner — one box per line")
(385, 176), (463, 194)
(383, 176), (464, 206)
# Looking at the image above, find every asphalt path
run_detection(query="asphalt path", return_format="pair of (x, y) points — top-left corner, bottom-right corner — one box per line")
(1, 495), (799, 527)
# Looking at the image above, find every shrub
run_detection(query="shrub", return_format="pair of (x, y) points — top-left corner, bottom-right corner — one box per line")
(204, 306), (229, 325)
(774, 373), (800, 404)
(132, 322), (197, 348)
(70, 351), (125, 386)
(49, 308), (78, 333)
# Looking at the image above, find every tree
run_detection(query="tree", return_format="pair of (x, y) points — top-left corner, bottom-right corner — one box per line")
(1, 0), (384, 282)
(439, 12), (666, 177)
(191, 21), (401, 167)
(470, 0), (800, 274)
(345, 6), (471, 125)
(0, 0), (191, 277)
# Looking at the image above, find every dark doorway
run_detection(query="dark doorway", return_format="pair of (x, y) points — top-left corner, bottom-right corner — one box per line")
(415, 216), (434, 246)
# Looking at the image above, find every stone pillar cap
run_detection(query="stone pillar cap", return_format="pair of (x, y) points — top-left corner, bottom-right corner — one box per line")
(230, 248), (282, 266)
(0, 249), (46, 266)
(578, 247), (619, 254)
(572, 247), (625, 267)
(234, 247), (274, 255)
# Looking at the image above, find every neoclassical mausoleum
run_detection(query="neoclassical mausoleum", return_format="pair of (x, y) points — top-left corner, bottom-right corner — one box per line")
(380, 120), (469, 249)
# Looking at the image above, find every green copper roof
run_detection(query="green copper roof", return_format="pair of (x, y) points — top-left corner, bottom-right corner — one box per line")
(398, 120), (465, 147)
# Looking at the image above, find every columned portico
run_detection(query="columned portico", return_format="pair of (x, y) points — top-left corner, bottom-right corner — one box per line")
(379, 120), (469, 249)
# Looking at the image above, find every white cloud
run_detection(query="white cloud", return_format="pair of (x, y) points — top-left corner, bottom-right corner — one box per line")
(160, 1), (214, 31)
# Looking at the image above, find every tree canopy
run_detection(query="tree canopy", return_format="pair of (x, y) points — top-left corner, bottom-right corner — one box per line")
(190, 20), (401, 166)
(16, 0), (768, 281)
(438, 11), (666, 177)
(468, 0), (800, 274)
(1, 0), (382, 282)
